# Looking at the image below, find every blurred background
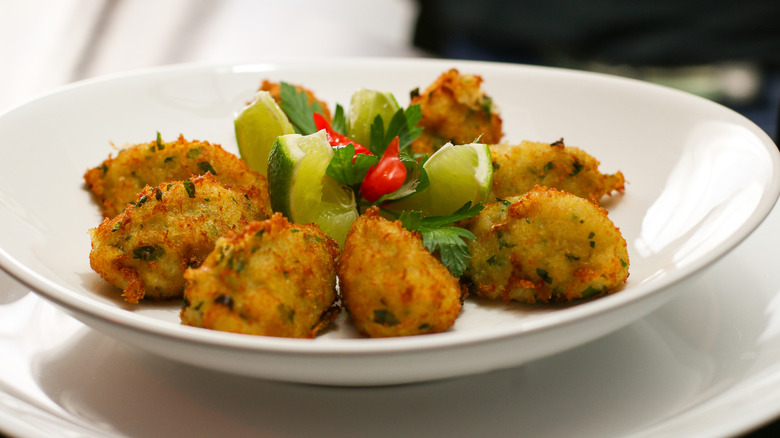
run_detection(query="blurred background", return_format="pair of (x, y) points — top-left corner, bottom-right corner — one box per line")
(1, 0), (778, 141)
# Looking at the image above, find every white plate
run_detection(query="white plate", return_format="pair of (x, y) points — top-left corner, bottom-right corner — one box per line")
(0, 58), (778, 386)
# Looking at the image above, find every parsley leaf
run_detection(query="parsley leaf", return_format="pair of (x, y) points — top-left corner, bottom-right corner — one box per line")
(325, 144), (379, 190)
(368, 104), (423, 155)
(396, 202), (484, 277)
(331, 103), (347, 135)
(279, 82), (325, 135)
(421, 227), (475, 278)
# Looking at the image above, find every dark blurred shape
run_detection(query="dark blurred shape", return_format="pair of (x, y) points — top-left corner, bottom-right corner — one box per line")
(413, 0), (780, 141)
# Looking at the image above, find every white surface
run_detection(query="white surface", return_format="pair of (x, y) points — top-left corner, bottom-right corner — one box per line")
(4, 203), (780, 437)
(0, 58), (777, 387)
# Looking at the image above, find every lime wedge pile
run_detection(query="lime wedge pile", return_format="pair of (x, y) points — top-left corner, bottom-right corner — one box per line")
(390, 142), (493, 217)
(267, 131), (358, 246)
(235, 91), (295, 176)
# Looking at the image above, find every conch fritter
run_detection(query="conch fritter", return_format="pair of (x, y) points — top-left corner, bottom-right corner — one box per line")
(84, 134), (270, 218)
(180, 214), (340, 338)
(89, 173), (270, 303)
(338, 208), (463, 337)
(410, 68), (503, 156)
(463, 186), (629, 304)
(490, 139), (625, 202)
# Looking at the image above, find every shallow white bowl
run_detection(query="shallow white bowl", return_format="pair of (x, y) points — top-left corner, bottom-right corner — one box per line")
(0, 58), (777, 386)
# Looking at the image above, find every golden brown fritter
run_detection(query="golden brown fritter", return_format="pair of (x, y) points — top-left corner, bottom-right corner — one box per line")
(338, 208), (463, 337)
(463, 186), (629, 304)
(490, 139), (625, 202)
(84, 134), (270, 218)
(180, 213), (340, 338)
(259, 79), (332, 123)
(410, 68), (503, 156)
(89, 173), (270, 303)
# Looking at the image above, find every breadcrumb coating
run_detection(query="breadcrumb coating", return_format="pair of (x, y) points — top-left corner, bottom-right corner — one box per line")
(490, 139), (625, 202)
(181, 213), (340, 338)
(89, 173), (270, 303)
(410, 69), (503, 156)
(84, 134), (270, 218)
(463, 186), (629, 304)
(338, 208), (464, 337)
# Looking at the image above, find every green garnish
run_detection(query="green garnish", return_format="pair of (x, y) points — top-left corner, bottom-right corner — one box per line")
(133, 245), (165, 261)
(478, 96), (493, 118)
(496, 198), (512, 207)
(570, 159), (584, 176)
(325, 143), (379, 190)
(537, 268), (553, 284)
(197, 161), (218, 175)
(396, 202), (484, 277)
(581, 286), (604, 298)
(214, 294), (234, 309)
(183, 179), (196, 198)
(279, 81), (325, 135)
(373, 309), (400, 327)
(368, 104), (422, 155)
(278, 303), (295, 324)
(186, 147), (201, 158)
(496, 230), (514, 249)
(331, 103), (347, 135)
(155, 132), (164, 150)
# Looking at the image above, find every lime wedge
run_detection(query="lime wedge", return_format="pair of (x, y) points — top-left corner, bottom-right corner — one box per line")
(347, 88), (400, 147)
(235, 91), (295, 176)
(268, 130), (358, 246)
(389, 142), (493, 217)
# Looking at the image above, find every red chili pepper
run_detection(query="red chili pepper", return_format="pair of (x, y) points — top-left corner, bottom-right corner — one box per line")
(313, 113), (372, 156)
(360, 137), (406, 202)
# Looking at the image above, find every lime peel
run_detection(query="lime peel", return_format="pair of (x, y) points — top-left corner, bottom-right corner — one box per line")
(235, 91), (295, 176)
(347, 88), (400, 148)
(268, 130), (358, 246)
(388, 142), (493, 217)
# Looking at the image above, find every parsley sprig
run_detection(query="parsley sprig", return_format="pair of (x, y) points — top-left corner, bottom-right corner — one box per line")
(325, 143), (379, 193)
(369, 104), (423, 155)
(392, 202), (484, 277)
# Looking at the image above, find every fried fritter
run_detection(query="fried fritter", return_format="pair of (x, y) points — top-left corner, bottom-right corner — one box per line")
(180, 213), (340, 338)
(89, 173), (270, 303)
(84, 134), (270, 218)
(259, 79), (332, 123)
(490, 139), (625, 202)
(338, 208), (463, 337)
(410, 68), (503, 156)
(463, 186), (629, 304)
